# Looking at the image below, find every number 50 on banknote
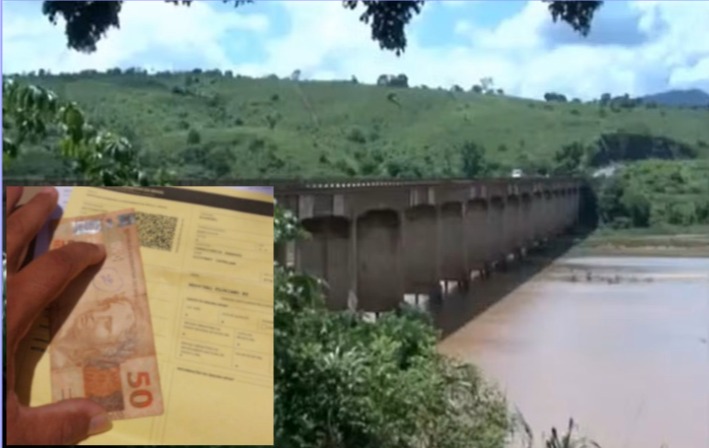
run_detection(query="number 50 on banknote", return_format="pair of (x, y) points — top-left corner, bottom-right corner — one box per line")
(48, 208), (164, 420)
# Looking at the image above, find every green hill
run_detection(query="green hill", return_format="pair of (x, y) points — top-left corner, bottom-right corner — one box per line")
(5, 70), (709, 181)
(640, 88), (709, 108)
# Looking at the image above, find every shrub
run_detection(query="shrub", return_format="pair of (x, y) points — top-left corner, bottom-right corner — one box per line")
(460, 141), (487, 178)
(666, 202), (697, 226)
(621, 188), (651, 227)
(186, 129), (201, 144)
(265, 113), (281, 130)
(346, 127), (367, 144)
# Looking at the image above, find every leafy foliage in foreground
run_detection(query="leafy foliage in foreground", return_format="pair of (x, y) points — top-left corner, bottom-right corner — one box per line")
(274, 206), (511, 448)
(2, 78), (172, 185)
(43, 1), (602, 55)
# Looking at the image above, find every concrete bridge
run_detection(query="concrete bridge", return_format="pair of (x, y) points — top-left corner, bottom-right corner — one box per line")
(275, 179), (584, 312)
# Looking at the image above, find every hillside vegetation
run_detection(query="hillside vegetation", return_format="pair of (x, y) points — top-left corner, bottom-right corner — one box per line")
(597, 159), (709, 228)
(5, 70), (709, 232)
(5, 70), (709, 182)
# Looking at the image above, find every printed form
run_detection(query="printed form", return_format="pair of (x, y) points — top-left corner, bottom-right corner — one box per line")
(15, 187), (274, 445)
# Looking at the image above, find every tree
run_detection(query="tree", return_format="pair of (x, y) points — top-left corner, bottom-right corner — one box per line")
(265, 112), (281, 129)
(597, 175), (625, 226)
(553, 142), (585, 174)
(621, 188), (651, 227)
(389, 73), (409, 88)
(599, 93), (611, 106)
(41, 1), (604, 54)
(479, 77), (494, 94)
(186, 128), (201, 144)
(544, 92), (567, 102)
(460, 141), (487, 178)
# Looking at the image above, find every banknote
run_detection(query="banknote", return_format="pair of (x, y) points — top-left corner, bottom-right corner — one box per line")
(48, 209), (164, 420)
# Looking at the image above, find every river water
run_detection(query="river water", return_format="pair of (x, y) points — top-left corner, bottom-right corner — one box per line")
(434, 254), (709, 448)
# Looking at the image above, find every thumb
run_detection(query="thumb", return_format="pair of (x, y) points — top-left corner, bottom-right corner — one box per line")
(24, 398), (112, 445)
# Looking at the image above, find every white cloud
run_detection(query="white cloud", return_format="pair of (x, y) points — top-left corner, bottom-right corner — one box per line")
(243, 0), (709, 100)
(3, 0), (709, 100)
(2, 1), (269, 73)
(463, 1), (548, 52)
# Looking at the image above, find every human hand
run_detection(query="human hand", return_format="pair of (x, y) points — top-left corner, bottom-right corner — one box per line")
(5, 186), (113, 445)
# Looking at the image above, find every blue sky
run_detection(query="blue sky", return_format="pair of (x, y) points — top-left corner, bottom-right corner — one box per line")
(3, 1), (708, 100)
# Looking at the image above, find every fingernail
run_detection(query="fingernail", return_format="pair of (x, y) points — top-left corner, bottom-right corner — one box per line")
(88, 412), (112, 436)
(41, 187), (57, 197)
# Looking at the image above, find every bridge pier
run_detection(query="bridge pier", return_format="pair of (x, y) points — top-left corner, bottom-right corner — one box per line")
(555, 191), (564, 234)
(465, 199), (488, 278)
(551, 191), (562, 235)
(530, 191), (543, 245)
(518, 194), (534, 252)
(542, 191), (554, 243)
(298, 217), (351, 310)
(356, 210), (404, 312)
(440, 202), (469, 293)
(403, 205), (440, 296)
(505, 195), (521, 261)
(487, 197), (506, 266)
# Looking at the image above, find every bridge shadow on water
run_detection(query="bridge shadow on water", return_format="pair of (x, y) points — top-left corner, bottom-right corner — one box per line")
(426, 228), (593, 340)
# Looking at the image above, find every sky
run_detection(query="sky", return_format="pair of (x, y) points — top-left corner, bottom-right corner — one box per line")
(2, 0), (709, 101)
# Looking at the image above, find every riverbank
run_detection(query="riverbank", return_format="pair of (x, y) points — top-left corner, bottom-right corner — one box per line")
(571, 226), (709, 258)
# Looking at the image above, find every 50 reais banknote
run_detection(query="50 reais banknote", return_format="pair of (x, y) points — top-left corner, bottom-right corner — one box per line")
(48, 209), (164, 420)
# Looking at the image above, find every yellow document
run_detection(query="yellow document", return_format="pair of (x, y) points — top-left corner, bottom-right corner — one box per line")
(15, 187), (274, 445)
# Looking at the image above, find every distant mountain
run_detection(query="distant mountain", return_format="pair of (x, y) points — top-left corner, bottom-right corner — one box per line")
(640, 88), (709, 107)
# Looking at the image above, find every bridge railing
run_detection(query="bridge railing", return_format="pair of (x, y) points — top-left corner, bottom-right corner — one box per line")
(273, 177), (582, 195)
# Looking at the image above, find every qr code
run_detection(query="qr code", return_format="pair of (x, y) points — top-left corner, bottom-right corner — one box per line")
(135, 212), (178, 251)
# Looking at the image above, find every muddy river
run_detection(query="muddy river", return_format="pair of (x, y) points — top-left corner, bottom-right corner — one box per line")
(434, 255), (709, 448)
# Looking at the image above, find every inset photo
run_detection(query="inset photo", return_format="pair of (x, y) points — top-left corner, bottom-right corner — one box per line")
(5, 186), (273, 445)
